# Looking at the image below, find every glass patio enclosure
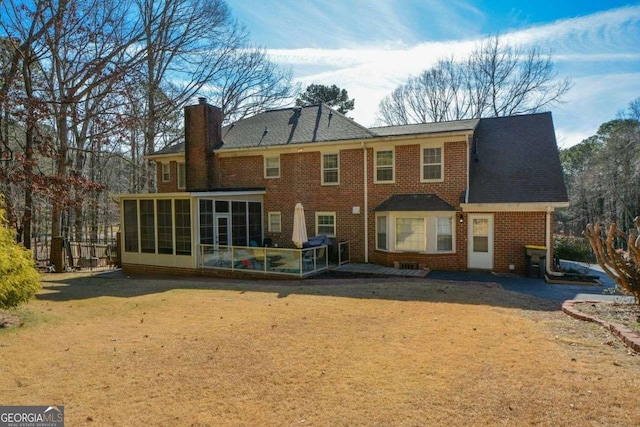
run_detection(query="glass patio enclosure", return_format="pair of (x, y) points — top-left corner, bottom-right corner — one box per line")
(119, 192), (328, 277)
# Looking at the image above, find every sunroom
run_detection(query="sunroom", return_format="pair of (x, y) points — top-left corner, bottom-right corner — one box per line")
(117, 190), (328, 277)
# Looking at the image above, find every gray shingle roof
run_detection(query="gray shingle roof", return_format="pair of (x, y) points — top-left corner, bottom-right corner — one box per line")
(373, 194), (456, 211)
(370, 119), (479, 137)
(468, 113), (568, 204)
(220, 104), (375, 149)
(153, 104), (375, 155)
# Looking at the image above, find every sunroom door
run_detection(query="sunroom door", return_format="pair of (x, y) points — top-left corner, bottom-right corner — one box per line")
(216, 215), (231, 246)
(468, 214), (493, 270)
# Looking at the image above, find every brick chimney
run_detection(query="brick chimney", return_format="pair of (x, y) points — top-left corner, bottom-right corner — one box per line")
(184, 97), (221, 191)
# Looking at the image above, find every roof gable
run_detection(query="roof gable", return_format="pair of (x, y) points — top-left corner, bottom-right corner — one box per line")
(468, 113), (568, 204)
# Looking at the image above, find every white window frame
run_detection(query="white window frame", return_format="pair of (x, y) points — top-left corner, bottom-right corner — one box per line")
(379, 212), (456, 254)
(177, 162), (186, 190)
(264, 155), (280, 179)
(374, 148), (394, 183)
(395, 217), (426, 252)
(268, 211), (281, 233)
(421, 143), (444, 182)
(321, 152), (340, 185)
(435, 216), (454, 252)
(376, 214), (388, 251)
(316, 212), (336, 237)
(161, 163), (170, 183)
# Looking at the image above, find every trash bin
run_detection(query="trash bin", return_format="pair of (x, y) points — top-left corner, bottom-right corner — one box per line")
(525, 245), (546, 278)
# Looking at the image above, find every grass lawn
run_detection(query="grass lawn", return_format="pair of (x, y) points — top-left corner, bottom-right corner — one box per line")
(1, 271), (639, 426)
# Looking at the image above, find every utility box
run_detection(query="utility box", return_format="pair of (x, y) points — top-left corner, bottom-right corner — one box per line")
(525, 245), (546, 278)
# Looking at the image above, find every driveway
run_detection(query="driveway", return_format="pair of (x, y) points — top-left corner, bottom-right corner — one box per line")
(428, 260), (635, 303)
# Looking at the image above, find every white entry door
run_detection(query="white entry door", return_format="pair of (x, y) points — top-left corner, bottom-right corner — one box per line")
(216, 215), (231, 246)
(468, 214), (494, 270)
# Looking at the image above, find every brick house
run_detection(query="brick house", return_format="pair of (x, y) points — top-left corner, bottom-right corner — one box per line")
(116, 99), (568, 277)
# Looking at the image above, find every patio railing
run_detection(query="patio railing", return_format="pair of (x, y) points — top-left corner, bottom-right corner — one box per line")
(198, 244), (329, 277)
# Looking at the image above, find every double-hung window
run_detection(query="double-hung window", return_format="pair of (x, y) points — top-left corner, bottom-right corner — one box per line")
(264, 156), (280, 178)
(268, 212), (282, 233)
(177, 163), (186, 189)
(375, 149), (394, 183)
(316, 212), (336, 237)
(376, 215), (388, 250)
(436, 216), (453, 252)
(322, 153), (339, 185)
(422, 145), (443, 181)
(161, 164), (170, 182)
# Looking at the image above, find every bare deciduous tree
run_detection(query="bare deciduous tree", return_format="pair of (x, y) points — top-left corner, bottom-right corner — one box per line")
(584, 218), (640, 305)
(377, 35), (572, 124)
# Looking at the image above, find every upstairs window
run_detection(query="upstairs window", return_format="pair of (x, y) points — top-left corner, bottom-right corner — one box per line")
(264, 156), (280, 178)
(422, 146), (442, 181)
(322, 153), (339, 185)
(375, 149), (394, 183)
(177, 163), (186, 189)
(161, 163), (170, 182)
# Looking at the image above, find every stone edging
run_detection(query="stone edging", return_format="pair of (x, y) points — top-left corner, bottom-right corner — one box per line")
(562, 300), (640, 354)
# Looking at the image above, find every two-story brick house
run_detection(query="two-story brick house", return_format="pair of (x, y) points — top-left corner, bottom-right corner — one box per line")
(116, 98), (568, 277)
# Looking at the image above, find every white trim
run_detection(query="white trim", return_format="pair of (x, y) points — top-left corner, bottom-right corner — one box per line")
(420, 142), (444, 183)
(191, 190), (266, 198)
(461, 202), (568, 212)
(214, 133), (476, 159)
(161, 163), (170, 183)
(268, 211), (282, 233)
(375, 214), (388, 251)
(264, 155), (280, 179)
(177, 162), (186, 190)
(114, 190), (266, 200)
(435, 216), (454, 252)
(374, 147), (395, 183)
(375, 211), (456, 254)
(321, 152), (340, 185)
(315, 211), (336, 237)
(363, 144), (369, 262)
(468, 213), (494, 270)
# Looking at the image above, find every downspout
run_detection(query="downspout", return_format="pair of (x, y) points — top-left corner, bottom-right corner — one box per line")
(362, 141), (369, 263)
(465, 135), (471, 204)
(546, 206), (561, 276)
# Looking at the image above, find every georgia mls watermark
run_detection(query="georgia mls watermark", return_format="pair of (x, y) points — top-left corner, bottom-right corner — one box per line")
(0, 406), (64, 427)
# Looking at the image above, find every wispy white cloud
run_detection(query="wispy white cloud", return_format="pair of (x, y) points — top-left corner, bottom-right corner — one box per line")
(264, 5), (640, 144)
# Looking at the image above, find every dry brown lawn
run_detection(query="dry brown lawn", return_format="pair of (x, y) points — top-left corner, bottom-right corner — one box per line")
(1, 271), (639, 426)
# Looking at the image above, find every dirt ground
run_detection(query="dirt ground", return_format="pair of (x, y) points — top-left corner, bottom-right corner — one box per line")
(1, 271), (639, 426)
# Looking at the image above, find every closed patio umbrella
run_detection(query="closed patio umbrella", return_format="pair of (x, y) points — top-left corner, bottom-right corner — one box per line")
(292, 203), (308, 249)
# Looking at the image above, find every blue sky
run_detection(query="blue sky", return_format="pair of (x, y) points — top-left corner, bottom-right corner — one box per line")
(229, 1), (640, 148)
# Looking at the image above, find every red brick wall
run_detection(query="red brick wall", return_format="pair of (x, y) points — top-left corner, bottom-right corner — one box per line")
(214, 142), (470, 265)
(152, 137), (553, 275)
(365, 142), (468, 269)
(156, 161), (183, 193)
(492, 211), (547, 275)
(184, 102), (221, 191)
